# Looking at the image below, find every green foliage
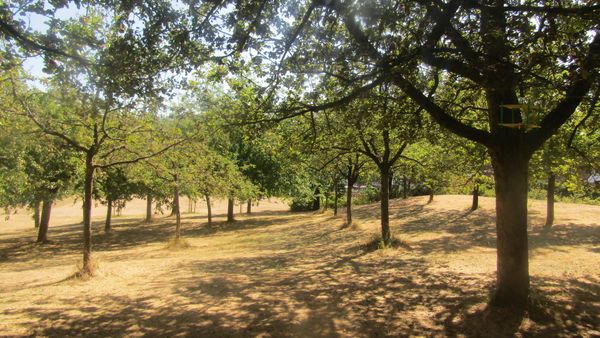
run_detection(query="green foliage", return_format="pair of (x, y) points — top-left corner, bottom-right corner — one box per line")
(354, 186), (380, 205)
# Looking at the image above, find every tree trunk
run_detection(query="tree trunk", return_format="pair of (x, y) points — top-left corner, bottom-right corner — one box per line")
(312, 187), (320, 211)
(471, 185), (479, 211)
(170, 190), (177, 216)
(104, 199), (112, 232)
(82, 152), (94, 275)
(145, 194), (152, 223)
(490, 149), (531, 308)
(206, 195), (212, 225)
(247, 199), (252, 214)
(174, 177), (181, 238)
(227, 197), (235, 222)
(33, 200), (41, 228)
(403, 176), (408, 199)
(380, 167), (392, 246)
(346, 175), (354, 227)
(545, 172), (555, 228)
(428, 190), (434, 204)
(36, 198), (52, 243)
(334, 185), (339, 216)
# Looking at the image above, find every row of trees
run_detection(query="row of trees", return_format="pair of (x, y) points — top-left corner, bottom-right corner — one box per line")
(1, 0), (599, 310)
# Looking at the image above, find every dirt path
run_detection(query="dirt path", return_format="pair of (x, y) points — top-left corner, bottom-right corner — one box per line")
(0, 195), (598, 337)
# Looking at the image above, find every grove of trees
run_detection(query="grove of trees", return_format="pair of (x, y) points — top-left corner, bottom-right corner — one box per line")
(1, 0), (599, 312)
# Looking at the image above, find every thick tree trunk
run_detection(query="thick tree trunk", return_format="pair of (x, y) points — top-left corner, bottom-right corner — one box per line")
(471, 185), (479, 211)
(490, 149), (531, 308)
(545, 172), (555, 228)
(36, 198), (52, 243)
(104, 199), (112, 232)
(346, 176), (354, 227)
(380, 167), (392, 246)
(247, 199), (252, 214)
(206, 195), (212, 225)
(227, 197), (235, 222)
(33, 200), (41, 228)
(145, 194), (152, 223)
(82, 153), (94, 275)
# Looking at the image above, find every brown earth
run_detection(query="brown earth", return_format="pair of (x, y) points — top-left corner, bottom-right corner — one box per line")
(0, 195), (599, 337)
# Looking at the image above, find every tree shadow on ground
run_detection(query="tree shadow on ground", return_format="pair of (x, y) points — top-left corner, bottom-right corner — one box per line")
(2, 196), (599, 337)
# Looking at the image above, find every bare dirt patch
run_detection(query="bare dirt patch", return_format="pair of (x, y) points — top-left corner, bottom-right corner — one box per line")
(0, 195), (598, 337)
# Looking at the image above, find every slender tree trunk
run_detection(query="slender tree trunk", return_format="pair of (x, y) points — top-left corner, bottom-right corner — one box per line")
(346, 176), (354, 227)
(380, 167), (392, 246)
(206, 195), (212, 225)
(227, 197), (235, 222)
(173, 177), (181, 238)
(334, 185), (339, 216)
(545, 172), (555, 228)
(145, 194), (152, 223)
(428, 189), (434, 204)
(324, 193), (328, 211)
(36, 198), (52, 243)
(33, 200), (41, 228)
(247, 199), (252, 214)
(104, 199), (112, 232)
(471, 185), (479, 211)
(170, 190), (177, 216)
(490, 149), (531, 308)
(82, 152), (94, 275)
(403, 176), (408, 199)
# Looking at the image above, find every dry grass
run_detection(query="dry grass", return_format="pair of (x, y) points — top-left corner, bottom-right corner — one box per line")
(0, 195), (599, 337)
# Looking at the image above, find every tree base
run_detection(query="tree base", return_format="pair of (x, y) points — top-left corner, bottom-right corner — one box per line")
(165, 237), (192, 251)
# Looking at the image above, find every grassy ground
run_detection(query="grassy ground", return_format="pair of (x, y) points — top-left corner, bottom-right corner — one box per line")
(0, 195), (598, 337)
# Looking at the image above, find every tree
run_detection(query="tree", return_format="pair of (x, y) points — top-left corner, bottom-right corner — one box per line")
(208, 0), (599, 308)
(95, 166), (138, 232)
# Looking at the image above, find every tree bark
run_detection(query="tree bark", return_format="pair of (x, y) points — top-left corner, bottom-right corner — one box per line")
(428, 190), (434, 204)
(545, 172), (555, 228)
(145, 194), (152, 223)
(36, 198), (52, 243)
(334, 184), (339, 216)
(82, 151), (94, 275)
(170, 190), (177, 217)
(380, 167), (392, 246)
(174, 176), (181, 238)
(471, 185), (479, 211)
(490, 149), (531, 309)
(33, 200), (41, 228)
(247, 199), (252, 214)
(227, 197), (235, 222)
(104, 199), (112, 232)
(346, 174), (354, 227)
(403, 175), (408, 199)
(206, 195), (212, 225)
